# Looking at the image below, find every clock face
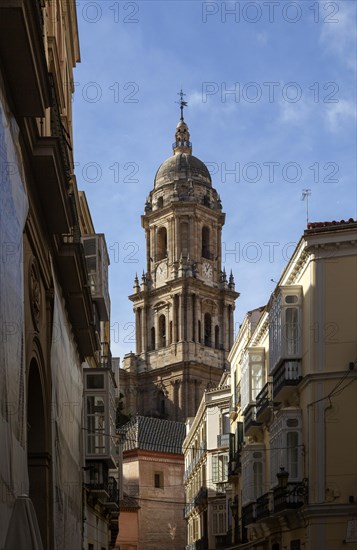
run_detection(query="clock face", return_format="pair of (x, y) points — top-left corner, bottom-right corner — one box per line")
(156, 262), (167, 283)
(202, 262), (213, 280)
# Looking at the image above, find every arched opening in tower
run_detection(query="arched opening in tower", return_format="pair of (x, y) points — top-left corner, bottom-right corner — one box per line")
(204, 313), (212, 347)
(151, 326), (156, 350)
(202, 226), (211, 259)
(156, 226), (167, 261)
(158, 314), (166, 348)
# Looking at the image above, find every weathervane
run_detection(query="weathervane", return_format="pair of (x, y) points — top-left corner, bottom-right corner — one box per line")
(301, 189), (311, 227)
(176, 89), (188, 120)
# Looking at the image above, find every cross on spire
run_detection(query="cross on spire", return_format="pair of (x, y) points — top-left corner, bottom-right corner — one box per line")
(176, 89), (188, 120)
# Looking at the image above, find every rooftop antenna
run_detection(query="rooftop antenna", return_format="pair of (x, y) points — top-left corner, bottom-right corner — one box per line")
(301, 189), (311, 227)
(176, 89), (188, 120)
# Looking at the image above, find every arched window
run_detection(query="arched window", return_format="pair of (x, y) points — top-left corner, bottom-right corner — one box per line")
(158, 314), (166, 348)
(156, 226), (167, 261)
(158, 390), (166, 416)
(181, 221), (189, 257)
(204, 313), (212, 347)
(157, 196), (163, 208)
(202, 226), (210, 259)
(215, 325), (219, 349)
(151, 327), (156, 350)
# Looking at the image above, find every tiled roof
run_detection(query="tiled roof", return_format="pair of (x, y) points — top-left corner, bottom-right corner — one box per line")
(307, 218), (356, 231)
(119, 492), (139, 510)
(121, 415), (186, 454)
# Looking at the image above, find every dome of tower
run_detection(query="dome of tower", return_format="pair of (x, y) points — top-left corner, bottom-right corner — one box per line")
(154, 153), (212, 189)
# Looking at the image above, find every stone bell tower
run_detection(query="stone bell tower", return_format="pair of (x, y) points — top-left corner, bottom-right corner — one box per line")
(122, 93), (239, 421)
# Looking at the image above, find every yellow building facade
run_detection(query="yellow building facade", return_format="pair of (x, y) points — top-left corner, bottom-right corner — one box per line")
(228, 220), (357, 550)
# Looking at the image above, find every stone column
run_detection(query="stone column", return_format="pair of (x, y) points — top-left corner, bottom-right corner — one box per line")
(187, 291), (192, 341)
(142, 305), (147, 352)
(136, 308), (142, 354)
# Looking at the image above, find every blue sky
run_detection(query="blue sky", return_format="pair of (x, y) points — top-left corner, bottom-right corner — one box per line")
(72, 0), (357, 360)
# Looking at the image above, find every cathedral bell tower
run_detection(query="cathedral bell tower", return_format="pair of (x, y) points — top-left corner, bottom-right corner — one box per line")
(122, 93), (239, 421)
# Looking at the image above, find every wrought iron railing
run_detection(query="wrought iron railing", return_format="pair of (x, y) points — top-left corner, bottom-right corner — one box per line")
(273, 360), (302, 398)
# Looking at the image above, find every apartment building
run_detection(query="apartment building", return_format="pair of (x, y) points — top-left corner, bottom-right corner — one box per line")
(183, 372), (232, 550)
(227, 219), (357, 550)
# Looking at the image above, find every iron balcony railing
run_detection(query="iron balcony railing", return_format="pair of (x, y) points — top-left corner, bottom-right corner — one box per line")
(256, 381), (272, 419)
(273, 480), (308, 513)
(273, 360), (302, 399)
(255, 492), (270, 520)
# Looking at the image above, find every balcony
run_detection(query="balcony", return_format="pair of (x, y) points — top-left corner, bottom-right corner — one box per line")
(217, 433), (232, 449)
(86, 481), (109, 501)
(101, 341), (113, 370)
(243, 404), (262, 437)
(255, 492), (271, 520)
(184, 500), (194, 518)
(0, 0), (50, 117)
(83, 234), (110, 321)
(242, 502), (255, 528)
(273, 361), (302, 402)
(193, 486), (208, 509)
(106, 476), (119, 510)
(273, 480), (308, 513)
(185, 537), (208, 550)
(256, 382), (272, 423)
(55, 235), (98, 358)
(184, 441), (206, 481)
(228, 451), (241, 478)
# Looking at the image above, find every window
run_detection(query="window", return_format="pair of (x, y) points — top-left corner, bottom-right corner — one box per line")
(285, 307), (299, 355)
(287, 431), (299, 479)
(181, 221), (189, 257)
(241, 348), (265, 412)
(151, 326), (155, 350)
(253, 460), (263, 499)
(202, 226), (211, 258)
(269, 286), (302, 373)
(204, 313), (212, 347)
(212, 454), (228, 483)
(270, 410), (302, 485)
(156, 226), (167, 261)
(158, 314), (166, 348)
(88, 545), (94, 550)
(212, 502), (226, 535)
(154, 471), (164, 488)
(86, 396), (105, 455)
(157, 196), (163, 208)
(156, 388), (166, 417)
(86, 373), (104, 389)
(241, 446), (265, 505)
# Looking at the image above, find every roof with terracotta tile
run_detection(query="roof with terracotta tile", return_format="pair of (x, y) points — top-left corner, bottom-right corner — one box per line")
(306, 218), (357, 231)
(121, 415), (186, 454)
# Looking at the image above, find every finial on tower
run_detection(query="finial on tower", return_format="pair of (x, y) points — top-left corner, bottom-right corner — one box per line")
(173, 89), (192, 155)
(176, 89), (188, 121)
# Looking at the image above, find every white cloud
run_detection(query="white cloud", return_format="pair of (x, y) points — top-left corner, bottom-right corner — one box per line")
(319, 0), (357, 71)
(324, 99), (357, 133)
(278, 98), (311, 125)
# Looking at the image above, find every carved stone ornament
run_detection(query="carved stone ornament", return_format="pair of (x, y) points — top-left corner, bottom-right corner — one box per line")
(29, 258), (41, 330)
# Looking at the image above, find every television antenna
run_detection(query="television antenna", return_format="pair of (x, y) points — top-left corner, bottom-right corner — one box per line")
(301, 189), (311, 227)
